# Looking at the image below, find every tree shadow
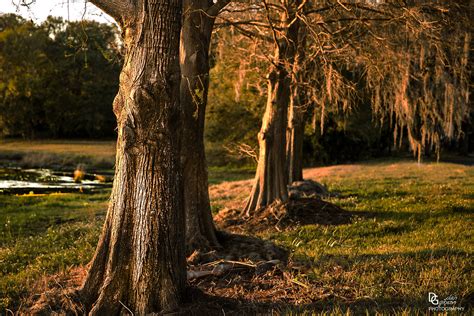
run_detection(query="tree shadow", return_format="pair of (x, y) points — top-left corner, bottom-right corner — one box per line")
(185, 249), (472, 315)
(188, 231), (290, 264)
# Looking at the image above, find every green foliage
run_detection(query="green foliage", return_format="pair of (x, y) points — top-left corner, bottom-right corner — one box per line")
(205, 29), (266, 166)
(0, 14), (121, 139)
(305, 102), (394, 166)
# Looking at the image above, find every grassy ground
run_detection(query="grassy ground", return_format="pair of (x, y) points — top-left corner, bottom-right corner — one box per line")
(0, 139), (116, 170)
(208, 160), (473, 313)
(0, 139), (252, 171)
(0, 158), (472, 313)
(0, 140), (116, 159)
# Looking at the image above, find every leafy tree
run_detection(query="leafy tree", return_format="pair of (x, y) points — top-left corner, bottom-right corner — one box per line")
(0, 14), (121, 139)
(0, 14), (51, 138)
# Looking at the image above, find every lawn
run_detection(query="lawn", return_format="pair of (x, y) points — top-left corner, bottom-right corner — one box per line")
(0, 139), (116, 171)
(0, 140), (116, 159)
(0, 159), (472, 314)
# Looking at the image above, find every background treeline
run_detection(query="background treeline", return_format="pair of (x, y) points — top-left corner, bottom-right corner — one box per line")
(0, 14), (121, 139)
(0, 13), (472, 165)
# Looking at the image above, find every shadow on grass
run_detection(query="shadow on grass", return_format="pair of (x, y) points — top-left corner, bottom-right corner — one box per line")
(20, 232), (472, 314)
(183, 290), (471, 315)
(185, 248), (472, 315)
(356, 205), (474, 222)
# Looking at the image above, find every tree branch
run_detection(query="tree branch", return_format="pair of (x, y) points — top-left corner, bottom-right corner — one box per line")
(206, 0), (231, 19)
(88, 0), (135, 24)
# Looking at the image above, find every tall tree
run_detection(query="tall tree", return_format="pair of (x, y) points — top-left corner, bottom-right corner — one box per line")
(79, 0), (185, 314)
(220, 0), (470, 215)
(286, 26), (307, 184)
(180, 0), (229, 253)
(244, 0), (301, 215)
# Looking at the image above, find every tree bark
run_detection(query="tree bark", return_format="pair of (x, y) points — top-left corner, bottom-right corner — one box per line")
(244, 67), (290, 215)
(180, 0), (222, 254)
(80, 0), (185, 314)
(286, 89), (305, 184)
(244, 3), (300, 215)
(286, 27), (307, 184)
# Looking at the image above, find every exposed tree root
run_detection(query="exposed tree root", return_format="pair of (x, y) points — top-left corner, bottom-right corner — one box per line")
(215, 196), (352, 234)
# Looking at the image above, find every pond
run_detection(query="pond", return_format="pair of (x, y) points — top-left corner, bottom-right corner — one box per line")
(0, 168), (113, 194)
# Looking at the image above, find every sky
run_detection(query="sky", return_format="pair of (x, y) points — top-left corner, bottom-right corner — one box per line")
(0, 0), (114, 24)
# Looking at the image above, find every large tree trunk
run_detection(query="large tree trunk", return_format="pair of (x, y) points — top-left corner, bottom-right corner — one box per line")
(80, 1), (185, 314)
(244, 4), (300, 215)
(180, 0), (220, 254)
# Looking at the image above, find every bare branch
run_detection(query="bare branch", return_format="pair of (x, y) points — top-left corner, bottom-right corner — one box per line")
(88, 0), (135, 24)
(207, 0), (232, 18)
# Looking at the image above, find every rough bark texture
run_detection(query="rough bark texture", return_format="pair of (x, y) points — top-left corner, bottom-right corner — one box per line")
(80, 1), (185, 314)
(286, 27), (307, 184)
(181, 0), (220, 254)
(244, 4), (300, 216)
(286, 90), (305, 184)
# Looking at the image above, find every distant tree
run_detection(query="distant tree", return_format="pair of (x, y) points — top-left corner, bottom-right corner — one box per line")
(205, 27), (266, 164)
(0, 14), (50, 138)
(43, 18), (121, 138)
(215, 0), (471, 214)
(0, 14), (120, 139)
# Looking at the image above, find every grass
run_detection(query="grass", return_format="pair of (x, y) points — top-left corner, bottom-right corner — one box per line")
(0, 139), (116, 171)
(0, 139), (116, 159)
(0, 192), (108, 310)
(0, 158), (473, 313)
(266, 161), (473, 313)
(0, 139), (252, 170)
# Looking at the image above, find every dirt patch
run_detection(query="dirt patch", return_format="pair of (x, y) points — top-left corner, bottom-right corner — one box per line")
(26, 267), (86, 315)
(188, 232), (289, 264)
(215, 197), (352, 234)
(187, 261), (320, 313)
(209, 179), (252, 210)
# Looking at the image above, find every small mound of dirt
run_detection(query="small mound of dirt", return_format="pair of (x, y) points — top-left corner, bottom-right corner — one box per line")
(215, 197), (352, 233)
(188, 232), (289, 265)
(289, 179), (331, 198)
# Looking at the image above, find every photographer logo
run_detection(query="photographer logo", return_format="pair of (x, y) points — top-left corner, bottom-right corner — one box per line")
(428, 292), (464, 312)
(428, 292), (439, 305)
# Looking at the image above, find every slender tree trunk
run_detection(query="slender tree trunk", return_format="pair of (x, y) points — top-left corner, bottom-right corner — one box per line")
(244, 3), (300, 215)
(286, 90), (305, 184)
(286, 27), (307, 184)
(80, 1), (185, 314)
(180, 0), (221, 254)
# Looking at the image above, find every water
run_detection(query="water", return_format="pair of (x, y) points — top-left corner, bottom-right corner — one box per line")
(0, 168), (112, 194)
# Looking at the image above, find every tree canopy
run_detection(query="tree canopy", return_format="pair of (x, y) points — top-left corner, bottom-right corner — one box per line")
(0, 14), (121, 138)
